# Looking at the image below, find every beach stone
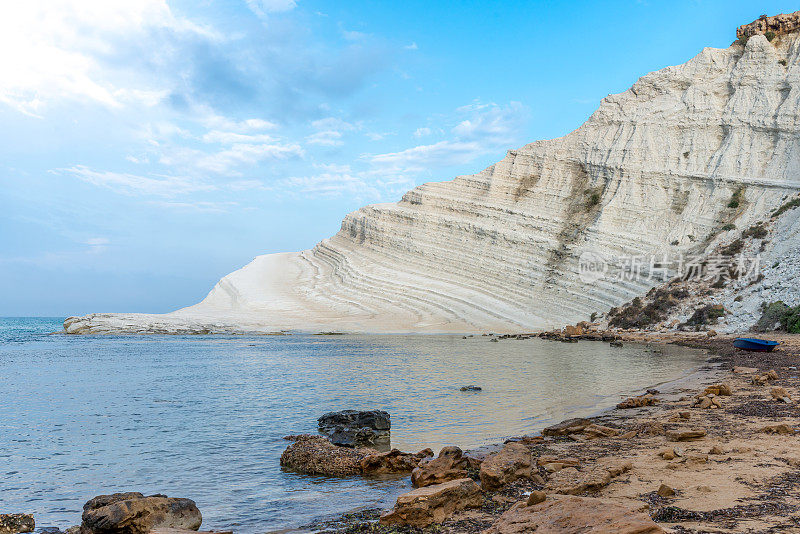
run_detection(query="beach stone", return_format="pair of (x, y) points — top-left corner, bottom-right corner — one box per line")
(616, 394), (657, 409)
(479, 442), (532, 491)
(526, 491), (546, 505)
(545, 458), (631, 495)
(657, 484), (675, 497)
(0, 514), (35, 534)
(379, 478), (482, 527)
(667, 429), (706, 441)
(658, 448), (676, 460)
(541, 418), (591, 436)
(360, 448), (433, 475)
(582, 423), (620, 439)
(80, 493), (201, 534)
(763, 424), (794, 435)
(697, 396), (713, 409)
(563, 324), (583, 337)
(317, 410), (390, 448)
(410, 446), (472, 487)
(771, 386), (792, 403)
(280, 434), (367, 476)
(708, 445), (724, 455)
(734, 366), (758, 374)
(704, 383), (732, 396)
(485, 494), (665, 534)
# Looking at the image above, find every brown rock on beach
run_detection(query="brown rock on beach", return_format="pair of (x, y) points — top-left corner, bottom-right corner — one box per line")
(410, 446), (472, 488)
(0, 515), (34, 534)
(541, 418), (591, 437)
(544, 458), (632, 495)
(80, 493), (202, 534)
(479, 442), (532, 491)
(360, 448), (433, 475)
(280, 434), (367, 476)
(617, 394), (658, 409)
(484, 494), (665, 534)
(379, 478), (482, 527)
(667, 429), (706, 441)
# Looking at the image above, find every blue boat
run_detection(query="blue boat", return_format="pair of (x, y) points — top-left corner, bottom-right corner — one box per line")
(733, 338), (780, 352)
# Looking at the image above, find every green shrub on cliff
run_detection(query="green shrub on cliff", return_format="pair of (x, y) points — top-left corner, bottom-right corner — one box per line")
(765, 31), (776, 42)
(754, 301), (800, 333)
(742, 223), (768, 239)
(772, 197), (800, 219)
(681, 304), (725, 328)
(727, 188), (743, 209)
(738, 35), (750, 46)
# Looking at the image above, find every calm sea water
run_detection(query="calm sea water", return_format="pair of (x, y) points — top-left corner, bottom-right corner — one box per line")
(0, 317), (707, 532)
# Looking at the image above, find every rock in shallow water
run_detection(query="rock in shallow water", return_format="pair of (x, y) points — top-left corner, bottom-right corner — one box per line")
(281, 434), (431, 476)
(280, 434), (367, 476)
(0, 514), (35, 534)
(80, 493), (201, 534)
(317, 410), (390, 449)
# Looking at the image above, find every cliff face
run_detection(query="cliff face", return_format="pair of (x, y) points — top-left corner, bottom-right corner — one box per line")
(65, 27), (800, 334)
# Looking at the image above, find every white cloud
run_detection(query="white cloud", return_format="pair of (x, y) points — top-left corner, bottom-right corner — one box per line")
(148, 200), (237, 212)
(404, 42), (419, 50)
(307, 130), (343, 146)
(245, 0), (297, 17)
(306, 117), (357, 147)
(58, 165), (213, 196)
(161, 142), (303, 175)
(201, 130), (277, 144)
(414, 127), (432, 138)
(200, 111), (278, 133)
(85, 237), (110, 246)
(370, 140), (483, 171)
(370, 101), (527, 172)
(311, 117), (355, 131)
(0, 0), (217, 116)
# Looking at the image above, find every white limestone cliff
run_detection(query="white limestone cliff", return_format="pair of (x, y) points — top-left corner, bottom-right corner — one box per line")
(65, 29), (800, 335)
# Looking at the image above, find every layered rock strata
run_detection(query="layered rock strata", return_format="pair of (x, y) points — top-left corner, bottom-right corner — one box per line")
(66, 20), (800, 334)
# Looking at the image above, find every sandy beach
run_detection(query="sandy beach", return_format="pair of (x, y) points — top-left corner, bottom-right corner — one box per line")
(308, 333), (800, 533)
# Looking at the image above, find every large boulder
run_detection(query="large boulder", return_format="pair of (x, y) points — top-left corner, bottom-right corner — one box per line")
(280, 434), (367, 476)
(318, 410), (390, 449)
(485, 494), (665, 533)
(411, 446), (474, 488)
(0, 514), (34, 534)
(479, 442), (532, 491)
(80, 493), (201, 534)
(379, 478), (482, 527)
(359, 448), (434, 475)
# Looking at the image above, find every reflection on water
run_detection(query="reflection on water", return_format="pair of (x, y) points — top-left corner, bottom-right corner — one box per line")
(0, 319), (706, 532)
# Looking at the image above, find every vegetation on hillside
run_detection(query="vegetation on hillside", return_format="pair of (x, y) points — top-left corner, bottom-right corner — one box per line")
(755, 301), (800, 333)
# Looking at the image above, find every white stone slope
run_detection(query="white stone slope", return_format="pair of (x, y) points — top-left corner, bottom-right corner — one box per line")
(65, 32), (800, 334)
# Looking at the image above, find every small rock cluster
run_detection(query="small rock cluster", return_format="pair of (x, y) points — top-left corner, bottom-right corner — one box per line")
(0, 514), (34, 534)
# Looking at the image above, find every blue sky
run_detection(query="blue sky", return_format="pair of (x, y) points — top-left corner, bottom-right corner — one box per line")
(1, 0), (795, 316)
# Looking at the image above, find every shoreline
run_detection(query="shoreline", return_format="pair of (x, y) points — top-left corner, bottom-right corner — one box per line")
(305, 333), (800, 533)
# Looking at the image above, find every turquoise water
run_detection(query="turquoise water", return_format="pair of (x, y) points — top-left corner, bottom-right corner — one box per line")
(0, 318), (706, 532)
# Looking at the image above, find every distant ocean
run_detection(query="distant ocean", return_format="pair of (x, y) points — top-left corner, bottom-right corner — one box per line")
(0, 317), (707, 532)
